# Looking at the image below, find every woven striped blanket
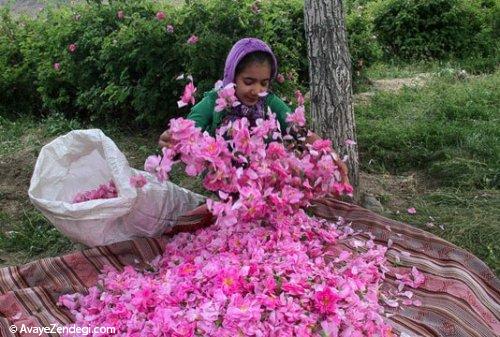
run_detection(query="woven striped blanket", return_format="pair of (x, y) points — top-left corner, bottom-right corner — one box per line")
(1, 198), (498, 336)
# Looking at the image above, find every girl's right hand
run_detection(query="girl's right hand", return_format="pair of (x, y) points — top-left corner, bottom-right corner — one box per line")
(158, 130), (173, 148)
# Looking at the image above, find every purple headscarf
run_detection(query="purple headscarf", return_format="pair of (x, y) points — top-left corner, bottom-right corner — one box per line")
(222, 38), (278, 86)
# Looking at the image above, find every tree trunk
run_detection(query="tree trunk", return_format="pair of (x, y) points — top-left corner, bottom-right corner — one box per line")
(304, 0), (360, 193)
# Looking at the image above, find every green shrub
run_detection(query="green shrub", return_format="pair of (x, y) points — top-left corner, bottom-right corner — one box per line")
(0, 8), (41, 118)
(372, 0), (499, 61)
(0, 0), (380, 126)
(0, 0), (308, 125)
(176, 0), (259, 95)
(175, 0), (319, 98)
(78, 2), (182, 126)
(346, 0), (379, 8)
(259, 0), (308, 83)
(346, 5), (383, 87)
(21, 1), (184, 125)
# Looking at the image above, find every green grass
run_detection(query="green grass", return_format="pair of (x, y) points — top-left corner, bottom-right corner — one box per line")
(356, 67), (500, 274)
(388, 188), (500, 275)
(365, 60), (445, 80)
(357, 69), (500, 188)
(0, 115), (37, 156)
(0, 113), (85, 156)
(0, 210), (73, 258)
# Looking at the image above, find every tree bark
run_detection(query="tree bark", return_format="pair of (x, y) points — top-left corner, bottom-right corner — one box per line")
(304, 0), (360, 192)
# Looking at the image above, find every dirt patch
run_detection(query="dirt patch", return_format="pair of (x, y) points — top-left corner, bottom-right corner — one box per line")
(0, 148), (36, 191)
(372, 73), (432, 92)
(0, 250), (26, 268)
(0, 130), (48, 220)
(358, 171), (431, 211)
(354, 73), (433, 106)
(353, 92), (375, 106)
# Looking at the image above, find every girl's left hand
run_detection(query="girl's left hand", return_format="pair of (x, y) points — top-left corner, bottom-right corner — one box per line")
(158, 130), (173, 149)
(305, 131), (350, 184)
(331, 151), (350, 185)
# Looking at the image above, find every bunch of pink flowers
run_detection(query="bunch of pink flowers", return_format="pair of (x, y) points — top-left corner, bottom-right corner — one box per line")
(145, 108), (352, 229)
(214, 81), (241, 112)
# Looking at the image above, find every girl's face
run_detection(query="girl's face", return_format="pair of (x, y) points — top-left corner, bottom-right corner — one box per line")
(234, 61), (272, 106)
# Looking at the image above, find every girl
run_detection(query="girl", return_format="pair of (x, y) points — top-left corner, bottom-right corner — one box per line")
(159, 38), (346, 168)
(158, 38), (349, 231)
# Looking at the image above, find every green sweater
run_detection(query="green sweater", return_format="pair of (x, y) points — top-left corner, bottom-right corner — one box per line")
(186, 90), (291, 136)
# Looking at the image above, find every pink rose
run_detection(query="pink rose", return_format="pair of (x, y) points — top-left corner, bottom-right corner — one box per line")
(130, 174), (147, 188)
(187, 35), (199, 45)
(156, 11), (166, 21)
(177, 81), (197, 108)
(68, 44), (77, 53)
(295, 90), (305, 106)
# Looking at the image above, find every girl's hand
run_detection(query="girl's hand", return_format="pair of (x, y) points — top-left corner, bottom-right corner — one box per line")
(305, 131), (321, 144)
(158, 130), (173, 148)
(306, 131), (350, 184)
(330, 151), (350, 185)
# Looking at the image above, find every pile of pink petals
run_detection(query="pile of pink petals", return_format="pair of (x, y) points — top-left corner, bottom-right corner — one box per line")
(59, 109), (424, 336)
(144, 110), (352, 228)
(59, 210), (425, 337)
(72, 180), (117, 203)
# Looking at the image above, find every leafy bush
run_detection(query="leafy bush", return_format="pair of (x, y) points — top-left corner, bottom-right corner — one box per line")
(259, 0), (309, 85)
(20, 1), (184, 125)
(176, 0), (260, 95)
(0, 0), (305, 125)
(372, 0), (499, 61)
(0, 0), (380, 126)
(346, 5), (383, 86)
(0, 8), (41, 118)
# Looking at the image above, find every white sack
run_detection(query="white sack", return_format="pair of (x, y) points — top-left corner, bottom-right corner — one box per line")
(28, 129), (205, 247)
